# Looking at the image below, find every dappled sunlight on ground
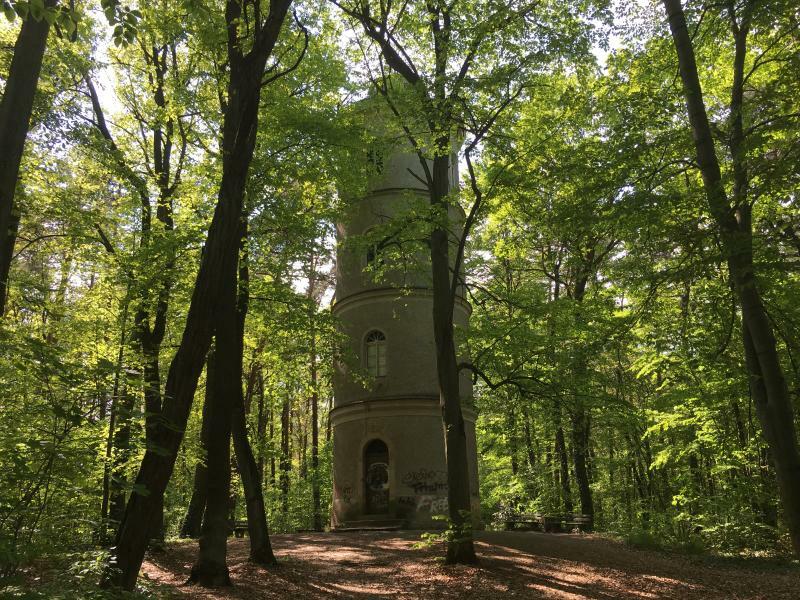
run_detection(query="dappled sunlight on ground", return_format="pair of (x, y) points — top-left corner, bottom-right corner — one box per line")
(141, 531), (799, 599)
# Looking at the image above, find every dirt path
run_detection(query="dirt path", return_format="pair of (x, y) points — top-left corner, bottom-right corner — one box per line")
(141, 531), (799, 599)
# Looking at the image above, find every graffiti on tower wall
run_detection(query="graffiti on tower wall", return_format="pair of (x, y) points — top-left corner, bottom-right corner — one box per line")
(334, 483), (353, 506)
(416, 495), (448, 514)
(401, 468), (448, 494)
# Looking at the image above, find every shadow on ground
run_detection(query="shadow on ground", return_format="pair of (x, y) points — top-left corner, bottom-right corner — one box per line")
(141, 531), (799, 599)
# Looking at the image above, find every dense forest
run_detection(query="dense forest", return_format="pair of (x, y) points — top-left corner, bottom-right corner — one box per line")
(1, 0), (799, 596)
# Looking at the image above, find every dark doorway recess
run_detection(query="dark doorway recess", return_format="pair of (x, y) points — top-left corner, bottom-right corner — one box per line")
(364, 439), (389, 514)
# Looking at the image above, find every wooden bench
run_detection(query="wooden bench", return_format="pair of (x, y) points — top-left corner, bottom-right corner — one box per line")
(504, 512), (542, 531)
(565, 513), (592, 532)
(233, 519), (248, 538)
(504, 512), (593, 533)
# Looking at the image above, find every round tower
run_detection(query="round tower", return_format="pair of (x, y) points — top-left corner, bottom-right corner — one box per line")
(330, 110), (480, 529)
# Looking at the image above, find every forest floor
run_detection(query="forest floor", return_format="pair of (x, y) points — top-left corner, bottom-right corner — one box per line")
(140, 530), (800, 599)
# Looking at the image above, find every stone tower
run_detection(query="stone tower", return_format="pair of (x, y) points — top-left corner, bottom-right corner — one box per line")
(330, 112), (480, 529)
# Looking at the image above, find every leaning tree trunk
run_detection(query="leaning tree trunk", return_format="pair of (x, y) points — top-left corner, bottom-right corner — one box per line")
(232, 399), (277, 564)
(430, 153), (476, 565)
(663, 0), (800, 556)
(101, 0), (293, 588)
(230, 228), (277, 565)
(0, 3), (56, 315)
(181, 355), (214, 539)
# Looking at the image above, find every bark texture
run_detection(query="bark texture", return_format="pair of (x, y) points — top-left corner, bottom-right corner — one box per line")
(430, 154), (476, 564)
(0, 6), (55, 315)
(188, 346), (233, 587)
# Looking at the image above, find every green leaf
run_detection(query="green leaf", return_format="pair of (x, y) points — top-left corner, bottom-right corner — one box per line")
(43, 7), (57, 24)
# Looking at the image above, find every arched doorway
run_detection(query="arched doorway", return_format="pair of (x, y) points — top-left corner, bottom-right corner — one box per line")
(364, 439), (389, 514)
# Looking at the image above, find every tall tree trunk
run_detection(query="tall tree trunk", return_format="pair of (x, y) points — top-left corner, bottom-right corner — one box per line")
(188, 345), (233, 587)
(100, 299), (129, 540)
(0, 4), (56, 315)
(141, 348), (165, 548)
(310, 326), (322, 530)
(181, 357), (214, 539)
(507, 402), (519, 477)
(269, 401), (277, 485)
(108, 385), (135, 527)
(522, 406), (536, 473)
(569, 254), (595, 520)
(663, 0), (800, 556)
(256, 370), (267, 483)
(571, 410), (593, 520)
(554, 403), (573, 513)
(230, 228), (277, 565)
(430, 153), (475, 564)
(101, 0), (292, 585)
(280, 395), (291, 514)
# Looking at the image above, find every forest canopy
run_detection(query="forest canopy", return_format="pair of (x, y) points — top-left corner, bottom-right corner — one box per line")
(0, 0), (798, 595)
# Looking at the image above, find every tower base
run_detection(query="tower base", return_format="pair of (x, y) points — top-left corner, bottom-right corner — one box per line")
(330, 397), (480, 530)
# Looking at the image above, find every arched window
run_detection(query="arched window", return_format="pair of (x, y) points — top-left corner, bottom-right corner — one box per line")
(365, 330), (387, 377)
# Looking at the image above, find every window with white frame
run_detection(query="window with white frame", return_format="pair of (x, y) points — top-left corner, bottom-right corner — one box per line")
(365, 330), (387, 377)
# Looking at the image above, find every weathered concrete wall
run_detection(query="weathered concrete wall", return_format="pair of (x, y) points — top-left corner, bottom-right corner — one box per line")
(335, 189), (467, 302)
(332, 292), (472, 406)
(331, 398), (479, 529)
(331, 104), (479, 529)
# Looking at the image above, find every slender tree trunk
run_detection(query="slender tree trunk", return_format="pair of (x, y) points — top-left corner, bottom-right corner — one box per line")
(108, 386), (135, 527)
(507, 402), (519, 477)
(141, 348), (165, 548)
(100, 299), (129, 540)
(569, 259), (595, 520)
(310, 332), (322, 531)
(269, 401), (276, 486)
(230, 228), (277, 565)
(0, 4), (56, 315)
(256, 370), (267, 483)
(280, 395), (291, 514)
(571, 410), (593, 519)
(430, 153), (475, 564)
(663, 0), (800, 556)
(522, 406), (536, 473)
(101, 0), (292, 587)
(554, 406), (573, 513)
(181, 357), (214, 539)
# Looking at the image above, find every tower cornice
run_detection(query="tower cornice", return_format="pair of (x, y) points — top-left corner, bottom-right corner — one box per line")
(332, 286), (472, 317)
